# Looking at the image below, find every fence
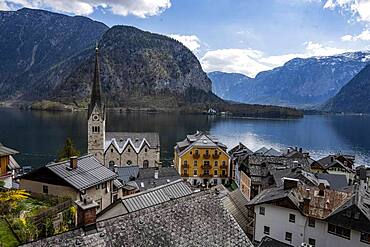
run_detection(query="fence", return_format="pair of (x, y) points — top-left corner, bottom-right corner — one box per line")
(29, 199), (73, 225)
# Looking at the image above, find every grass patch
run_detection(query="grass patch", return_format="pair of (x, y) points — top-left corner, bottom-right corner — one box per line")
(0, 219), (19, 247)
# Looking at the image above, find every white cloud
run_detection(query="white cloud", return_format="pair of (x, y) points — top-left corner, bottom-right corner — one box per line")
(1, 0), (171, 18)
(341, 29), (370, 41)
(324, 0), (370, 22)
(168, 34), (201, 52)
(0, 1), (11, 10)
(201, 42), (351, 77)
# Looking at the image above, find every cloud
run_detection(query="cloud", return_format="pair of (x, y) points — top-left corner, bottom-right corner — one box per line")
(341, 29), (370, 41)
(324, 0), (370, 22)
(201, 42), (351, 77)
(0, 1), (11, 10)
(1, 0), (171, 18)
(168, 34), (201, 52)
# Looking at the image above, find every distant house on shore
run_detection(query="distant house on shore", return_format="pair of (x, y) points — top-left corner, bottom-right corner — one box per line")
(19, 155), (122, 212)
(86, 47), (160, 168)
(0, 143), (21, 188)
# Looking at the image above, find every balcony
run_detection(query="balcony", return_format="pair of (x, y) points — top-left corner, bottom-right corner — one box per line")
(193, 153), (200, 159)
(181, 173), (189, 177)
(203, 153), (210, 159)
(183, 163), (189, 168)
(220, 174), (228, 178)
(201, 164), (212, 169)
(212, 154), (220, 159)
(201, 173), (212, 178)
(220, 164), (228, 169)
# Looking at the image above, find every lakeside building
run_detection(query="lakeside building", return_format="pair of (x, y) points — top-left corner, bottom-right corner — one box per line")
(19, 155), (122, 212)
(0, 143), (21, 188)
(87, 47), (160, 168)
(248, 180), (370, 247)
(310, 154), (356, 184)
(174, 131), (231, 186)
(23, 180), (253, 247)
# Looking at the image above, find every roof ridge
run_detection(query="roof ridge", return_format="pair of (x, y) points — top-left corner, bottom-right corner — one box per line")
(46, 154), (94, 167)
(121, 179), (185, 199)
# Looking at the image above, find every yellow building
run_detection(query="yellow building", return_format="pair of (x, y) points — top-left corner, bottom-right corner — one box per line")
(174, 131), (230, 186)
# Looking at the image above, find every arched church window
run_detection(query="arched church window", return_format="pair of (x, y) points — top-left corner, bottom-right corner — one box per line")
(109, 161), (115, 167)
(143, 160), (149, 168)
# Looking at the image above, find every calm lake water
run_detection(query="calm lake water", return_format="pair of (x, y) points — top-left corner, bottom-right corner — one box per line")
(1, 107), (370, 168)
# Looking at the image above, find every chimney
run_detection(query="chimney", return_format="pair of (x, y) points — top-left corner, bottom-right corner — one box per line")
(283, 177), (299, 190)
(154, 170), (159, 179)
(70, 156), (78, 169)
(75, 196), (98, 228)
(302, 188), (311, 215)
(299, 148), (302, 153)
(330, 156), (334, 162)
(318, 183), (325, 196)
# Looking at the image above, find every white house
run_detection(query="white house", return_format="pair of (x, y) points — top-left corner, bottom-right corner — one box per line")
(248, 179), (370, 247)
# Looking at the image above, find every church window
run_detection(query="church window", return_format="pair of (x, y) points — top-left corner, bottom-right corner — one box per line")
(127, 160), (132, 165)
(128, 148), (131, 152)
(143, 160), (149, 168)
(145, 148), (148, 152)
(109, 161), (115, 167)
(111, 148), (114, 153)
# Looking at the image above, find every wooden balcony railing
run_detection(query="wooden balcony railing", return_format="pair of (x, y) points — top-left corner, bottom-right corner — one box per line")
(181, 173), (189, 177)
(201, 164), (212, 169)
(212, 154), (220, 159)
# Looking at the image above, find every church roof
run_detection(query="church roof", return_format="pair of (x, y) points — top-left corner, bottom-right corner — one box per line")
(88, 46), (105, 120)
(105, 132), (160, 153)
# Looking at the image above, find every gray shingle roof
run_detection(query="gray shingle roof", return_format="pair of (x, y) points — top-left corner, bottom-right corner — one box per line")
(105, 132), (160, 152)
(135, 166), (182, 191)
(257, 236), (293, 247)
(24, 187), (253, 247)
(175, 131), (228, 156)
(116, 165), (140, 183)
(0, 143), (19, 156)
(316, 173), (348, 190)
(46, 155), (117, 191)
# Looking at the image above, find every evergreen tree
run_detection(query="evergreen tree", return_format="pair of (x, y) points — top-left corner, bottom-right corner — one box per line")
(58, 138), (80, 161)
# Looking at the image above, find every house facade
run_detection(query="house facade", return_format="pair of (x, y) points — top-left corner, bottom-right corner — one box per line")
(174, 131), (230, 186)
(0, 143), (20, 188)
(87, 47), (160, 168)
(20, 155), (122, 212)
(249, 180), (370, 247)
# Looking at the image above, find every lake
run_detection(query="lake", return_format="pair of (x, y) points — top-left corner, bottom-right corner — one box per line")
(1, 107), (370, 168)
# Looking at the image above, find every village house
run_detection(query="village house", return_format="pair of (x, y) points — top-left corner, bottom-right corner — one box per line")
(0, 143), (21, 188)
(310, 154), (355, 184)
(87, 47), (160, 168)
(23, 180), (254, 247)
(115, 165), (181, 192)
(248, 180), (370, 247)
(174, 131), (230, 186)
(19, 155), (122, 212)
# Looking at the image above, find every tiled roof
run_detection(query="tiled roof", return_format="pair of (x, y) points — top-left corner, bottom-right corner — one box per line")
(222, 189), (254, 235)
(257, 236), (293, 247)
(46, 155), (117, 191)
(24, 187), (253, 247)
(316, 173), (348, 190)
(135, 167), (181, 191)
(105, 132), (159, 153)
(248, 184), (351, 220)
(116, 165), (140, 183)
(0, 143), (19, 156)
(8, 155), (21, 170)
(175, 131), (228, 156)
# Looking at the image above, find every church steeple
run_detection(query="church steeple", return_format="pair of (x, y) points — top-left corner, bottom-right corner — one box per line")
(88, 45), (104, 120)
(87, 45), (106, 165)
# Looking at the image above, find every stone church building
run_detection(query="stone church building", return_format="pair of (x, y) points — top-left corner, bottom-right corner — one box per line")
(87, 47), (160, 168)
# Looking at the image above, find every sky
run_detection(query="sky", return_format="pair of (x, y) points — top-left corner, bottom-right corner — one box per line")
(1, 0), (370, 77)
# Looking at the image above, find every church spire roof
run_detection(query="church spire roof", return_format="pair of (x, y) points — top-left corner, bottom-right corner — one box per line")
(88, 45), (105, 119)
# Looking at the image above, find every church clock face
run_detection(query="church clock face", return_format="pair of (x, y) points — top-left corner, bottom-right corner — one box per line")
(92, 115), (99, 121)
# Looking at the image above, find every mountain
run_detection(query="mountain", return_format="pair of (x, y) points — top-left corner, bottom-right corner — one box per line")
(208, 71), (251, 101)
(210, 52), (370, 107)
(0, 8), (301, 118)
(321, 64), (370, 113)
(51, 25), (212, 106)
(0, 8), (108, 99)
